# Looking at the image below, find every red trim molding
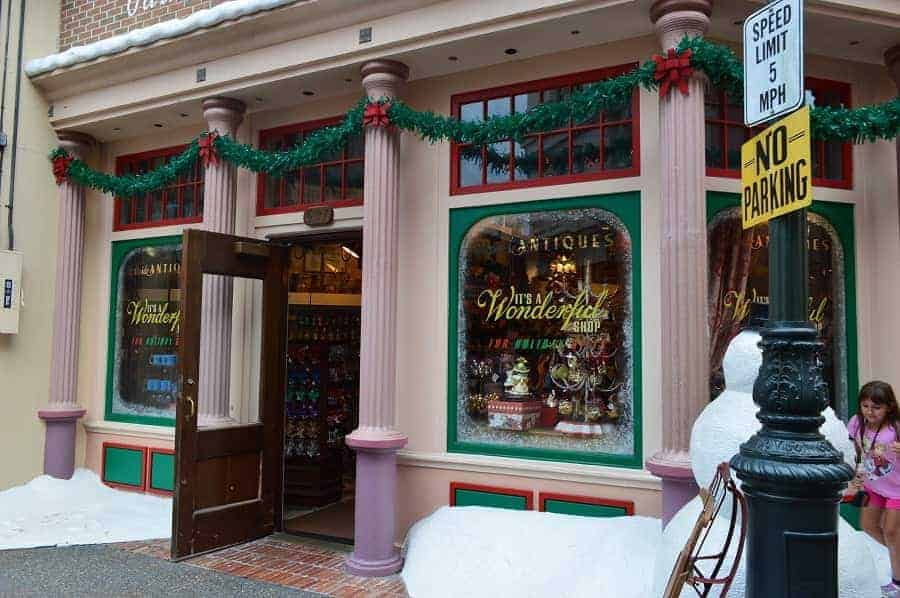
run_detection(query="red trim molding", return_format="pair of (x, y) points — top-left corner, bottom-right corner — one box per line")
(538, 491), (635, 515)
(100, 441), (147, 493)
(449, 481), (534, 510)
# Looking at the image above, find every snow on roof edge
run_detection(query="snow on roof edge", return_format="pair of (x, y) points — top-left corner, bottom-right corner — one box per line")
(26, 0), (301, 77)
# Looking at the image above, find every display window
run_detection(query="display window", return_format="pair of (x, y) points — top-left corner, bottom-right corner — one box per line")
(114, 146), (205, 231)
(705, 77), (852, 189)
(450, 65), (640, 195)
(105, 236), (182, 426)
(707, 193), (858, 419)
(448, 193), (642, 467)
(257, 117), (365, 215)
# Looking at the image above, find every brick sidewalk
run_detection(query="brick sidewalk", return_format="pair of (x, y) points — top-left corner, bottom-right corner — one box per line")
(118, 536), (408, 598)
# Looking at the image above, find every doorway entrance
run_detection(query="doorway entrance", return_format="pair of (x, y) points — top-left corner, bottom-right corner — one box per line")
(281, 235), (362, 542)
(172, 229), (362, 561)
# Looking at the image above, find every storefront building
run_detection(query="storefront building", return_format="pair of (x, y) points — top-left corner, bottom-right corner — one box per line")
(1, 0), (898, 574)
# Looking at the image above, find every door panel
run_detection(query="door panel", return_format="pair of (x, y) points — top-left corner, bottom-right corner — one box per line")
(172, 229), (287, 560)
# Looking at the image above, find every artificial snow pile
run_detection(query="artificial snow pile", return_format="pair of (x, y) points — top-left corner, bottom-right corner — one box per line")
(402, 331), (891, 597)
(0, 469), (171, 550)
(25, 0), (299, 76)
(402, 506), (660, 598)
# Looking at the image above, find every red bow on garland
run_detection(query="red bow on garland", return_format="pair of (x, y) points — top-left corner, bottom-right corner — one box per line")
(52, 154), (74, 185)
(363, 102), (392, 128)
(198, 132), (220, 167)
(653, 48), (694, 98)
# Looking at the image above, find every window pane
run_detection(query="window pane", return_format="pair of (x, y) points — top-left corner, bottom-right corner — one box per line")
(346, 132), (364, 159)
(461, 102), (483, 123)
(726, 125), (747, 170)
(165, 191), (179, 220)
(284, 171), (300, 205)
(707, 209), (847, 413)
(345, 161), (364, 200)
(150, 191), (163, 221)
(705, 90), (721, 120)
(725, 92), (743, 122)
(264, 176), (281, 209)
(706, 123), (724, 169)
(460, 145), (484, 187)
(324, 165), (342, 202)
(812, 142), (823, 178)
(182, 186), (196, 218)
(543, 87), (571, 128)
(487, 97), (511, 119)
(824, 141), (844, 180)
(135, 195), (147, 222)
(514, 92), (540, 114)
(455, 206), (636, 457)
(514, 137), (539, 181)
(572, 128), (601, 174)
(119, 198), (132, 226)
(303, 167), (321, 204)
(570, 83), (600, 125)
(109, 241), (182, 423)
(603, 125), (632, 170)
(542, 133), (569, 177)
(486, 141), (511, 184)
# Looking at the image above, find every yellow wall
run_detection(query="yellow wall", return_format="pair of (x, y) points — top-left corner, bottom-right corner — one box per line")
(0, 0), (65, 489)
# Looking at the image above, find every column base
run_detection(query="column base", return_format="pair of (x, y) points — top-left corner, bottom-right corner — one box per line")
(646, 450), (698, 526)
(38, 407), (86, 480)
(346, 432), (407, 577)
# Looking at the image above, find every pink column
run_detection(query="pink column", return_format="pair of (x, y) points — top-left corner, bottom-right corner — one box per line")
(198, 97), (245, 427)
(40, 131), (94, 479)
(644, 0), (712, 525)
(885, 45), (900, 240)
(345, 59), (409, 577)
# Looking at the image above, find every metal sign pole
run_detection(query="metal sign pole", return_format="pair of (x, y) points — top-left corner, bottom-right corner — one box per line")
(730, 1), (852, 596)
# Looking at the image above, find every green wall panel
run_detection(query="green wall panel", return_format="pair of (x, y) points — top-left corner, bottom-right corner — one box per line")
(543, 499), (628, 518)
(149, 452), (175, 492)
(454, 489), (528, 510)
(840, 502), (861, 531)
(103, 446), (144, 488)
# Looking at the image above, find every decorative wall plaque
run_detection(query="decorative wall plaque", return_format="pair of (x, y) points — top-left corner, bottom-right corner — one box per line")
(304, 206), (334, 227)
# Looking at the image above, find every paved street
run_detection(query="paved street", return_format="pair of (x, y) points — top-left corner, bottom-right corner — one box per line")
(0, 544), (323, 598)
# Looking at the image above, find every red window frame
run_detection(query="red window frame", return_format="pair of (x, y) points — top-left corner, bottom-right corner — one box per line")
(705, 77), (852, 189)
(450, 64), (641, 195)
(113, 145), (205, 231)
(256, 116), (364, 216)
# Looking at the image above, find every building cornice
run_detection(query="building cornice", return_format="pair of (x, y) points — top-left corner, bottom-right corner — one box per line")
(27, 0), (303, 77)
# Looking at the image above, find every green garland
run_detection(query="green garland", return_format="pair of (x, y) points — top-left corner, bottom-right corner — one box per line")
(51, 38), (900, 197)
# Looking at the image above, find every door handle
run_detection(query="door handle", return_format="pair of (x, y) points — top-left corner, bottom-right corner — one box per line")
(184, 395), (196, 419)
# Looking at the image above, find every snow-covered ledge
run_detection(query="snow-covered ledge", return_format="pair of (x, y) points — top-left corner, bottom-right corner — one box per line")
(82, 420), (175, 441)
(25, 0), (301, 77)
(397, 450), (661, 490)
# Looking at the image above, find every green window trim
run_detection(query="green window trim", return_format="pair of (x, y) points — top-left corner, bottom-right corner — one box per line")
(104, 235), (181, 427)
(447, 192), (643, 468)
(706, 192), (859, 418)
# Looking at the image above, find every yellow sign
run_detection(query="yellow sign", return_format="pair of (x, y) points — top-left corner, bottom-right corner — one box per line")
(741, 106), (812, 229)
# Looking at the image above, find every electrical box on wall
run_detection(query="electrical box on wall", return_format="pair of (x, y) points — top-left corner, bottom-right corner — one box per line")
(0, 250), (23, 334)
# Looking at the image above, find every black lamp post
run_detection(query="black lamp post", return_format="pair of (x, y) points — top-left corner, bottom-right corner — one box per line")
(730, 208), (853, 597)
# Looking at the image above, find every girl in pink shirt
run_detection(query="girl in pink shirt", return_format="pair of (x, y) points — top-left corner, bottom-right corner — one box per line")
(848, 381), (900, 596)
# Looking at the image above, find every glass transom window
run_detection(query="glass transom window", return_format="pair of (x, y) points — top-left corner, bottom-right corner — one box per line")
(450, 65), (640, 195)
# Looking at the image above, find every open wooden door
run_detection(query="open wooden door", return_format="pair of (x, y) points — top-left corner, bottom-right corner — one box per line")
(172, 229), (288, 560)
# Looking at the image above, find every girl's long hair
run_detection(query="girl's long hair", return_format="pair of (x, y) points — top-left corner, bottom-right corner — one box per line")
(855, 381), (899, 444)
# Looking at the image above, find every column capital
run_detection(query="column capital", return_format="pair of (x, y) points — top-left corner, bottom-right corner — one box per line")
(56, 130), (94, 160)
(361, 60), (409, 101)
(202, 97), (246, 136)
(885, 44), (900, 90)
(650, 0), (712, 50)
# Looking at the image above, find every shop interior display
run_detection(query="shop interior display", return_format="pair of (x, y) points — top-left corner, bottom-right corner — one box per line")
(459, 208), (633, 451)
(283, 241), (361, 511)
